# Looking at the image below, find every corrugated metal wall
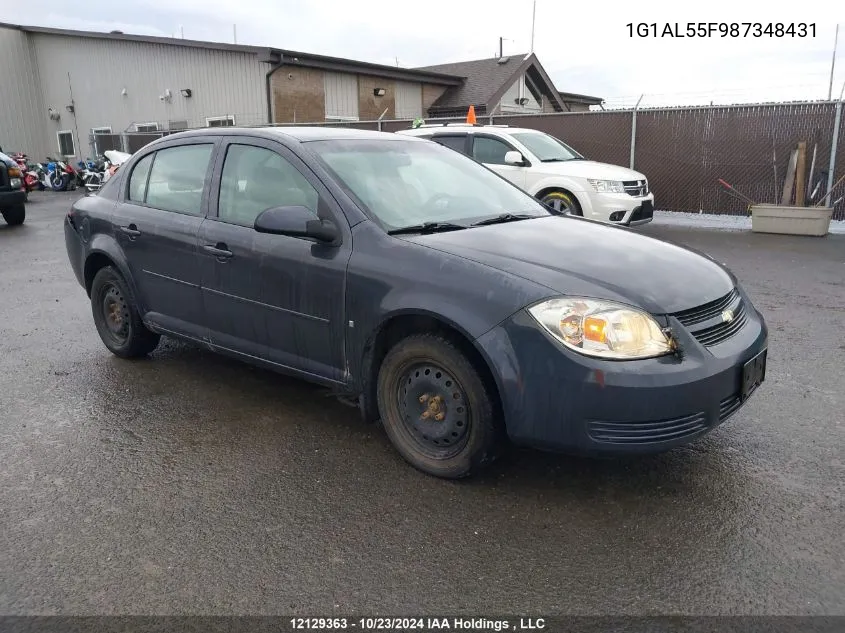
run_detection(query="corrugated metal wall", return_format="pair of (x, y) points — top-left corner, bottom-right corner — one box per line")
(0, 27), (49, 157)
(323, 72), (359, 120)
(31, 33), (269, 158)
(395, 82), (422, 120)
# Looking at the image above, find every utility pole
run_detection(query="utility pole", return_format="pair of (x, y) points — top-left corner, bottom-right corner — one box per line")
(530, 0), (537, 54)
(829, 24), (839, 101)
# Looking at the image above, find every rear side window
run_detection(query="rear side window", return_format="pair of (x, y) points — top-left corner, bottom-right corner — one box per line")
(431, 135), (467, 154)
(128, 154), (153, 202)
(472, 136), (513, 165)
(218, 144), (318, 227)
(144, 144), (214, 216)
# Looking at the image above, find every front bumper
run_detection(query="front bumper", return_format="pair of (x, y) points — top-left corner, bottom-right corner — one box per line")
(475, 295), (768, 454)
(579, 191), (655, 226)
(0, 189), (26, 208)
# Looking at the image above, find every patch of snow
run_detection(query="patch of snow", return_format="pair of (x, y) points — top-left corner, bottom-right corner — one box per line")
(652, 210), (845, 235)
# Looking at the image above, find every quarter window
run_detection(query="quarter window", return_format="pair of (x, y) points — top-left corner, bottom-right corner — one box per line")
(431, 136), (467, 154)
(472, 136), (513, 165)
(218, 144), (318, 227)
(128, 153), (154, 202)
(144, 144), (213, 215)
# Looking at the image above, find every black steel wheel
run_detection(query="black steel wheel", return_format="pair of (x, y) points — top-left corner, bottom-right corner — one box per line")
(90, 266), (160, 358)
(377, 334), (503, 478)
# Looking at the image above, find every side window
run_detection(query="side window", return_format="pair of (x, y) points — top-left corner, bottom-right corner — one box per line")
(472, 136), (513, 165)
(128, 153), (153, 202)
(145, 144), (214, 215)
(432, 135), (467, 154)
(218, 144), (318, 227)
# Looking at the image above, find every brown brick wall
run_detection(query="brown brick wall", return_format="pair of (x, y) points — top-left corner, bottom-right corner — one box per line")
(270, 65), (325, 123)
(358, 75), (395, 120)
(422, 85), (447, 116)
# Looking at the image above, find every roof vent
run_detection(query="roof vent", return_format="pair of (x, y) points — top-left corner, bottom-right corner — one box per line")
(110, 30), (124, 34)
(497, 56), (510, 64)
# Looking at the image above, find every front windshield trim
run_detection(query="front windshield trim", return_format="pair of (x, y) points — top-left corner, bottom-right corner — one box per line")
(308, 138), (551, 233)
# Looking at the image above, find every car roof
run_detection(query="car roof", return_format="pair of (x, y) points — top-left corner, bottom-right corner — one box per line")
(397, 125), (543, 137)
(159, 126), (423, 144)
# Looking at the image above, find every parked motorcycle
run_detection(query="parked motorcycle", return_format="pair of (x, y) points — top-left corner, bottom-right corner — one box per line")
(8, 152), (39, 193)
(77, 157), (110, 192)
(42, 157), (77, 191)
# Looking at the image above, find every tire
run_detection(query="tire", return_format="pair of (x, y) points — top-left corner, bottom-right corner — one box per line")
(2, 205), (25, 226)
(49, 172), (68, 191)
(540, 190), (582, 216)
(376, 333), (503, 479)
(90, 266), (160, 358)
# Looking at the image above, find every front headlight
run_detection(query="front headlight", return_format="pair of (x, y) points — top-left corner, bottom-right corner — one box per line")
(10, 178), (22, 188)
(587, 179), (625, 194)
(527, 297), (673, 360)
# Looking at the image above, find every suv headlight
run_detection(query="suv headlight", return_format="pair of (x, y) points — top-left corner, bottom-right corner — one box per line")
(528, 297), (673, 360)
(587, 179), (625, 194)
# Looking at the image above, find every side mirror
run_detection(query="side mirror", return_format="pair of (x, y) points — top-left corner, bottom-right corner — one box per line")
(254, 206), (339, 243)
(504, 150), (525, 166)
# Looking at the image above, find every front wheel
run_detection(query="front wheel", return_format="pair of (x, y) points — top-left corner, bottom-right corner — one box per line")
(376, 334), (503, 479)
(2, 205), (25, 226)
(540, 190), (582, 216)
(90, 266), (160, 358)
(49, 171), (68, 191)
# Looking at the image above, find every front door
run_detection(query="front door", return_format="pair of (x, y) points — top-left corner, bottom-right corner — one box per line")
(470, 134), (527, 189)
(199, 138), (351, 382)
(115, 141), (216, 339)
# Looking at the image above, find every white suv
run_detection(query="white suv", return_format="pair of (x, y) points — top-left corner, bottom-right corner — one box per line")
(397, 124), (655, 226)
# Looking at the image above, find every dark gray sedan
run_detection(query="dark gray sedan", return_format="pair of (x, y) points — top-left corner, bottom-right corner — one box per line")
(64, 127), (767, 478)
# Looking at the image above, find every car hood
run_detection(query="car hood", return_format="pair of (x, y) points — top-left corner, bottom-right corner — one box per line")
(403, 216), (734, 314)
(535, 159), (646, 182)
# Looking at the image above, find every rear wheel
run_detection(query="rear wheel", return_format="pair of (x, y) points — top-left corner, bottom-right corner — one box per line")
(376, 334), (503, 479)
(2, 205), (25, 226)
(540, 189), (582, 216)
(90, 266), (160, 358)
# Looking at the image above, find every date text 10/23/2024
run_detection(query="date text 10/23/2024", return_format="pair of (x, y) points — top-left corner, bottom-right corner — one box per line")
(290, 618), (546, 631)
(627, 23), (816, 38)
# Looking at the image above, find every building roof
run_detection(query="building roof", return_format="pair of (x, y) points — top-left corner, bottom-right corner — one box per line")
(0, 21), (463, 86)
(558, 91), (604, 105)
(415, 53), (573, 114)
(416, 54), (532, 108)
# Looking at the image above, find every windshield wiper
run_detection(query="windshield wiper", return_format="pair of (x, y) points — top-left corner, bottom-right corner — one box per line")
(387, 221), (467, 235)
(541, 157), (584, 162)
(472, 213), (536, 226)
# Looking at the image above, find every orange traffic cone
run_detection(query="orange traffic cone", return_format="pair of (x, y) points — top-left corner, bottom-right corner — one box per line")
(466, 105), (477, 125)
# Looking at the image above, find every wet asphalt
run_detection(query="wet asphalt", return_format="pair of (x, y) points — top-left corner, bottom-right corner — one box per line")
(0, 191), (843, 616)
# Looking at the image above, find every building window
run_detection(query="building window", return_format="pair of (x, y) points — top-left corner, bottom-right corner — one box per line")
(57, 130), (75, 156)
(206, 115), (235, 127)
(168, 120), (189, 131)
(135, 122), (160, 132)
(324, 72), (359, 121)
(395, 81), (422, 120)
(91, 126), (112, 135)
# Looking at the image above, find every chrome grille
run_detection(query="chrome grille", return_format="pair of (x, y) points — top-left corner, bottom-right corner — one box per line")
(622, 179), (648, 197)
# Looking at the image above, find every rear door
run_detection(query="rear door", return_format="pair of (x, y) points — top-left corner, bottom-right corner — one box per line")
(429, 134), (470, 156)
(199, 137), (351, 382)
(113, 139), (217, 339)
(470, 134), (527, 188)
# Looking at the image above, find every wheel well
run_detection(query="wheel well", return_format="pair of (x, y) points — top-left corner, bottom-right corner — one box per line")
(361, 314), (503, 425)
(83, 253), (115, 296)
(536, 186), (582, 211)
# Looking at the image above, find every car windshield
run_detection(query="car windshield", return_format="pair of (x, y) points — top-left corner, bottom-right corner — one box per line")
(309, 138), (550, 231)
(511, 132), (583, 162)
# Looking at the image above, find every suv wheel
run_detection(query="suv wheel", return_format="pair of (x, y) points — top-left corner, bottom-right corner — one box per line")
(2, 205), (25, 226)
(540, 190), (582, 216)
(376, 334), (503, 478)
(90, 266), (160, 358)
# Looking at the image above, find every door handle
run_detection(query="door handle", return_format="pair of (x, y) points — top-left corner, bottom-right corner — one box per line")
(202, 243), (233, 259)
(119, 224), (141, 238)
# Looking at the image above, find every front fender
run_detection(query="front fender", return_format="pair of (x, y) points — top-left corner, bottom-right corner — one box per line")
(528, 175), (588, 197)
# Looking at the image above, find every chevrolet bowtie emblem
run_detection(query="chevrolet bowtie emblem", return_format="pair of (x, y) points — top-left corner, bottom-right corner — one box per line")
(721, 309), (734, 323)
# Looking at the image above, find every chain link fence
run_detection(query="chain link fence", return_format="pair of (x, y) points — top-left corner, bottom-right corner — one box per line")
(84, 102), (845, 220)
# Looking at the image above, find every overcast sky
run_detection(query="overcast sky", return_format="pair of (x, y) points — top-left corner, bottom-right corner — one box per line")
(2, 0), (842, 107)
